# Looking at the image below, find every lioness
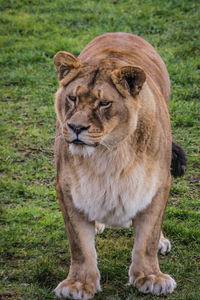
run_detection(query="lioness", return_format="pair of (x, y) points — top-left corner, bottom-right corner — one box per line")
(53, 33), (186, 299)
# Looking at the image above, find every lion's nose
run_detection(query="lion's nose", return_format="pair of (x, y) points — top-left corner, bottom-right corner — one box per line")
(68, 123), (90, 134)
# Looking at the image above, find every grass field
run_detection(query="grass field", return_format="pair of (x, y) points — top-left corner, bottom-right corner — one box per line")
(0, 0), (199, 299)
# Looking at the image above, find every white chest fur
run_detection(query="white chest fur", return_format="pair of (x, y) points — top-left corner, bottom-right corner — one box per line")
(70, 147), (158, 227)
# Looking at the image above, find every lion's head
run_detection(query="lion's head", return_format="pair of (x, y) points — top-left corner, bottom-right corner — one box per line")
(54, 51), (146, 155)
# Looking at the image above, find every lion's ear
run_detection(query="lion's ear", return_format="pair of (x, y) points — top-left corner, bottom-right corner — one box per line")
(111, 66), (146, 97)
(54, 51), (82, 80)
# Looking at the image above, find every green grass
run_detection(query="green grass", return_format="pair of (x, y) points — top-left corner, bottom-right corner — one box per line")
(0, 0), (199, 299)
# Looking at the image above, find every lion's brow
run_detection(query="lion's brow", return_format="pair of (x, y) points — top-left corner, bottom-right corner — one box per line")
(75, 85), (88, 97)
(87, 69), (99, 89)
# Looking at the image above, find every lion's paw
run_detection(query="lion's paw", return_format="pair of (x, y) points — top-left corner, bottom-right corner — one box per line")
(130, 273), (176, 296)
(158, 236), (171, 255)
(95, 222), (105, 234)
(54, 279), (101, 300)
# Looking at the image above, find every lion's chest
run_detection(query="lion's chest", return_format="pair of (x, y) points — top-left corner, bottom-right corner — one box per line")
(71, 163), (158, 227)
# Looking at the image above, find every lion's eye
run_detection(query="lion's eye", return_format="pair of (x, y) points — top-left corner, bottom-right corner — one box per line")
(98, 101), (112, 108)
(68, 95), (77, 102)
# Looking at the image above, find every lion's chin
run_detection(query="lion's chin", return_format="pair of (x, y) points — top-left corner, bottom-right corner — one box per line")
(69, 143), (95, 157)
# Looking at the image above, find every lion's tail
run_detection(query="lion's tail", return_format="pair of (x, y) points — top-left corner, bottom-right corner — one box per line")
(171, 141), (187, 178)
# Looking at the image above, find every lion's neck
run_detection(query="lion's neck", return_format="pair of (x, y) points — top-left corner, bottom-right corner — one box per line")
(72, 136), (138, 178)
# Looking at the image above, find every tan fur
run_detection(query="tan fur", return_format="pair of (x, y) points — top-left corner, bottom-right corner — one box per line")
(54, 33), (175, 299)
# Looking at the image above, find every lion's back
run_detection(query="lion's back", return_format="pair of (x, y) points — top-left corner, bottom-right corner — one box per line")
(79, 32), (170, 104)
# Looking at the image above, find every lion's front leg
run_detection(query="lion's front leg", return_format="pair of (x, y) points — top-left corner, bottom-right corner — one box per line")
(54, 182), (101, 300)
(129, 180), (176, 296)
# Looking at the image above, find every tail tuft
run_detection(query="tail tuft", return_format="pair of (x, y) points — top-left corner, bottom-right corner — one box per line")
(171, 141), (187, 178)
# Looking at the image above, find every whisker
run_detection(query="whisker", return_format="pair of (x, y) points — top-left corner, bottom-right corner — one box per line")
(102, 140), (111, 151)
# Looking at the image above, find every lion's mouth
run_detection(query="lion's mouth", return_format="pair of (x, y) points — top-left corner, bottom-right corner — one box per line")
(69, 139), (99, 147)
(71, 139), (86, 145)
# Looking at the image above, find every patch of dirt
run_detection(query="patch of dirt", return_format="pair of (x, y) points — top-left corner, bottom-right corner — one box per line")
(184, 177), (200, 184)
(0, 292), (19, 299)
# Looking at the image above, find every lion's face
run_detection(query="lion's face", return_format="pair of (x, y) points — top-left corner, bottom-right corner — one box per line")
(54, 52), (146, 155)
